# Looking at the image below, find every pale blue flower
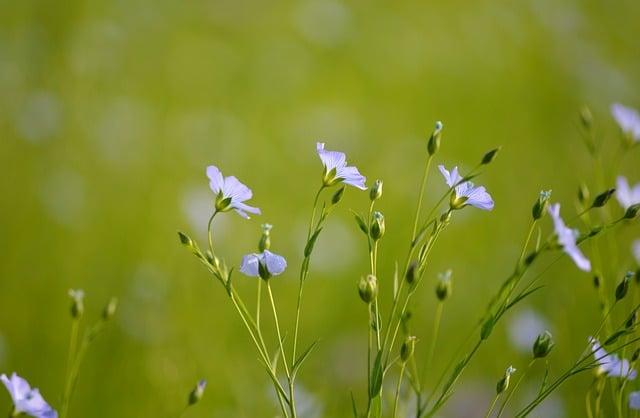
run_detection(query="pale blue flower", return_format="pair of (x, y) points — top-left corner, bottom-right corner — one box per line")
(438, 165), (494, 210)
(611, 103), (640, 142)
(1, 373), (57, 418)
(206, 165), (261, 219)
(616, 176), (640, 210)
(240, 250), (287, 279)
(629, 391), (640, 410)
(316, 142), (366, 190)
(590, 338), (637, 380)
(548, 203), (591, 272)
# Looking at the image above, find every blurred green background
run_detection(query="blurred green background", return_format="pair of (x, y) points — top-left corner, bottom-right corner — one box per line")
(1, 0), (640, 416)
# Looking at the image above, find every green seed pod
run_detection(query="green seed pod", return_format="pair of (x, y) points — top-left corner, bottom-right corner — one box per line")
(532, 331), (555, 359)
(435, 270), (453, 301)
(615, 272), (634, 301)
(102, 298), (118, 321)
(427, 121), (443, 156)
(496, 366), (516, 394)
(591, 188), (616, 208)
(370, 211), (385, 241)
(400, 336), (417, 362)
(624, 203), (640, 219)
(481, 147), (501, 165)
(370, 180), (383, 201)
(358, 275), (378, 304)
(532, 190), (552, 220)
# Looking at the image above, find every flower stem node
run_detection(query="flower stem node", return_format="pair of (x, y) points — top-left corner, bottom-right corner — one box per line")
(532, 190), (552, 220)
(400, 336), (417, 362)
(102, 298), (118, 321)
(188, 379), (207, 406)
(369, 179), (383, 201)
(435, 270), (453, 301)
(616, 271), (634, 301)
(370, 211), (385, 241)
(532, 331), (555, 359)
(427, 121), (443, 156)
(259, 224), (272, 252)
(68, 289), (85, 319)
(591, 188), (616, 208)
(481, 147), (501, 165)
(496, 366), (516, 394)
(358, 274), (378, 304)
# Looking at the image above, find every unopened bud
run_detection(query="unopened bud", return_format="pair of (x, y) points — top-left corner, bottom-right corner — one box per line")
(435, 270), (452, 301)
(626, 309), (638, 329)
(615, 271), (634, 301)
(496, 366), (516, 394)
(370, 211), (385, 241)
(481, 147), (501, 165)
(580, 106), (593, 131)
(102, 298), (118, 321)
(532, 190), (552, 220)
(331, 186), (345, 205)
(188, 379), (207, 405)
(578, 183), (590, 207)
(624, 204), (640, 219)
(259, 224), (272, 252)
(406, 261), (418, 286)
(400, 336), (417, 362)
(427, 121), (443, 156)
(358, 275), (378, 304)
(68, 289), (85, 319)
(533, 331), (555, 358)
(592, 188), (616, 208)
(370, 180), (383, 201)
(632, 348), (640, 362)
(593, 274), (601, 289)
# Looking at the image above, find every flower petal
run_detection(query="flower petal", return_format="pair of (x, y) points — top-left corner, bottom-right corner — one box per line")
(206, 165), (224, 194)
(223, 176), (253, 203)
(548, 203), (591, 272)
(239, 254), (261, 277)
(264, 250), (287, 276)
(464, 185), (494, 210)
(630, 392), (640, 410)
(316, 142), (346, 171)
(233, 202), (261, 219)
(336, 166), (367, 190)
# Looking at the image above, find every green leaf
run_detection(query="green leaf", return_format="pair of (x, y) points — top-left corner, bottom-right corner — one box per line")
(351, 210), (369, 235)
(369, 350), (384, 398)
(350, 391), (358, 418)
(505, 285), (545, 311)
(292, 340), (319, 379)
(304, 228), (323, 257)
(225, 268), (234, 297)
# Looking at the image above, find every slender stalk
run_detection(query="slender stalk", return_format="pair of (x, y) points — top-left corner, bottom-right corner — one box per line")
(496, 359), (535, 417)
(256, 280), (262, 329)
(392, 363), (407, 418)
(60, 318), (80, 418)
(422, 302), (444, 381)
(412, 155), (433, 239)
(483, 394), (500, 418)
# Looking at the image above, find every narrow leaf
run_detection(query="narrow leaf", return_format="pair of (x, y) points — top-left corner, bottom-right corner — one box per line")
(304, 228), (323, 257)
(292, 340), (319, 378)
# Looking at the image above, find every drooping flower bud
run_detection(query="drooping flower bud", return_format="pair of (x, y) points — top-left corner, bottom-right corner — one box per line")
(188, 379), (207, 405)
(435, 270), (452, 301)
(406, 261), (418, 286)
(258, 224), (272, 252)
(624, 203), (640, 219)
(400, 336), (417, 362)
(481, 147), (501, 165)
(615, 271), (634, 301)
(370, 179), (383, 201)
(68, 289), (85, 319)
(358, 275), (378, 304)
(102, 298), (118, 321)
(427, 121), (443, 156)
(532, 190), (552, 220)
(370, 211), (385, 241)
(331, 186), (345, 205)
(591, 188), (616, 208)
(532, 331), (555, 359)
(496, 366), (516, 394)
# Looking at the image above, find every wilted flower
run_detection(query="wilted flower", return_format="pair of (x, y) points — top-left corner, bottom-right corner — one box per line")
(616, 176), (640, 210)
(548, 204), (591, 272)
(590, 338), (637, 380)
(206, 165), (261, 219)
(496, 366), (516, 394)
(188, 379), (207, 405)
(316, 142), (366, 190)
(532, 190), (552, 220)
(611, 103), (640, 142)
(438, 165), (494, 211)
(630, 391), (640, 411)
(240, 250), (287, 280)
(435, 269), (452, 301)
(1, 373), (57, 418)
(68, 289), (84, 319)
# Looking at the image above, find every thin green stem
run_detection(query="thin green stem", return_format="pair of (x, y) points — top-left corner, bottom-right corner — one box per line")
(412, 155), (433, 239)
(60, 318), (80, 418)
(423, 302), (444, 382)
(497, 359), (535, 417)
(256, 280), (262, 330)
(484, 394), (500, 418)
(392, 363), (407, 418)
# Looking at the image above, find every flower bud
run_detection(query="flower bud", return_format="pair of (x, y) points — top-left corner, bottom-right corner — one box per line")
(370, 211), (385, 241)
(331, 186), (345, 205)
(615, 271), (634, 301)
(358, 275), (378, 304)
(532, 190), (552, 220)
(427, 121), (443, 156)
(68, 289), (85, 319)
(435, 270), (452, 301)
(406, 261), (418, 286)
(578, 183), (590, 207)
(593, 273), (601, 289)
(632, 348), (640, 362)
(400, 336), (417, 362)
(496, 366), (516, 394)
(591, 188), (616, 208)
(370, 180), (383, 201)
(626, 309), (638, 329)
(102, 298), (118, 321)
(624, 203), (640, 219)
(258, 224), (272, 252)
(532, 331), (555, 359)
(580, 106), (593, 131)
(481, 147), (501, 165)
(188, 379), (207, 405)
